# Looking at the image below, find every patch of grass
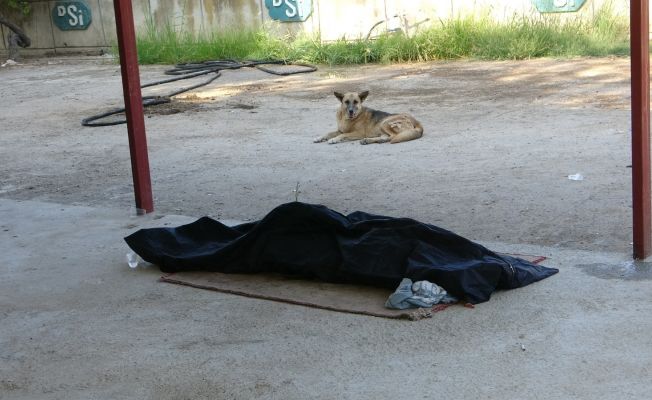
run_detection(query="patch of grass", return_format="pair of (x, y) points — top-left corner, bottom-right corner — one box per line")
(133, 5), (629, 65)
(136, 20), (262, 64)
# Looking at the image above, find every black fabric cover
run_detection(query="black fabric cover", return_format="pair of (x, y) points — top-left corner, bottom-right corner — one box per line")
(125, 202), (558, 304)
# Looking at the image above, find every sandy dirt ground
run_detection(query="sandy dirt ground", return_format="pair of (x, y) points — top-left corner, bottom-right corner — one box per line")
(0, 56), (633, 253)
(2, 56), (652, 400)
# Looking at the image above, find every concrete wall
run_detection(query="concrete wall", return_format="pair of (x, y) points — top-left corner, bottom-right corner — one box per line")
(0, 0), (631, 57)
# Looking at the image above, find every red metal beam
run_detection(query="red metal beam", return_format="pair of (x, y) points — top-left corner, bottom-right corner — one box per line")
(113, 0), (154, 214)
(631, 0), (651, 259)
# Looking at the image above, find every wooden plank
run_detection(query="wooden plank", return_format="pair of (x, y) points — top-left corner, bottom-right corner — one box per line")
(630, 0), (651, 259)
(113, 0), (153, 214)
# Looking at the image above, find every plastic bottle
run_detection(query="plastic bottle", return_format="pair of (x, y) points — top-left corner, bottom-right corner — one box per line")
(126, 252), (142, 268)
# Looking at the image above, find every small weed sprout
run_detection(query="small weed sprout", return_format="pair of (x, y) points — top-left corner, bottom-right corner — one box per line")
(293, 182), (301, 202)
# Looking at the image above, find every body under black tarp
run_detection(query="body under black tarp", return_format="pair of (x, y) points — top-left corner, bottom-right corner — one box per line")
(125, 202), (558, 304)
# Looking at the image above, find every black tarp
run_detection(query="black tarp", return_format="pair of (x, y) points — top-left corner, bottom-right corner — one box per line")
(125, 202), (558, 304)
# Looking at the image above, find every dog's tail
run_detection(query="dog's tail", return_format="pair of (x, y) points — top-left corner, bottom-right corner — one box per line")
(390, 120), (424, 144)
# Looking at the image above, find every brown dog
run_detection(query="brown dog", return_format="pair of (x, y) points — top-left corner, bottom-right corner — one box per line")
(314, 91), (423, 145)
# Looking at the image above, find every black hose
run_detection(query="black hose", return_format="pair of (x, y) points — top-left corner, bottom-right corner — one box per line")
(82, 59), (317, 127)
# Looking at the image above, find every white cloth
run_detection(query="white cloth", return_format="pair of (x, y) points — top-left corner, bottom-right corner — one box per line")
(385, 278), (457, 310)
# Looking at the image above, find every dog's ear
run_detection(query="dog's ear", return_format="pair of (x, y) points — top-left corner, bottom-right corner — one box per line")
(359, 91), (369, 102)
(334, 91), (344, 102)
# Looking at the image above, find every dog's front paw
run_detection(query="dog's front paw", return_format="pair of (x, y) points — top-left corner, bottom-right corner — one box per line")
(360, 138), (369, 145)
(327, 138), (340, 144)
(314, 136), (327, 143)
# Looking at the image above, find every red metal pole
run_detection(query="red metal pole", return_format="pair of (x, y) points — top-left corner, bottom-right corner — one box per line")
(631, 0), (651, 259)
(113, 0), (154, 214)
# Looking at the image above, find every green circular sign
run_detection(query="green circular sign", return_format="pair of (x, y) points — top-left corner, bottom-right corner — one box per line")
(532, 0), (587, 13)
(264, 0), (312, 22)
(52, 1), (92, 31)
